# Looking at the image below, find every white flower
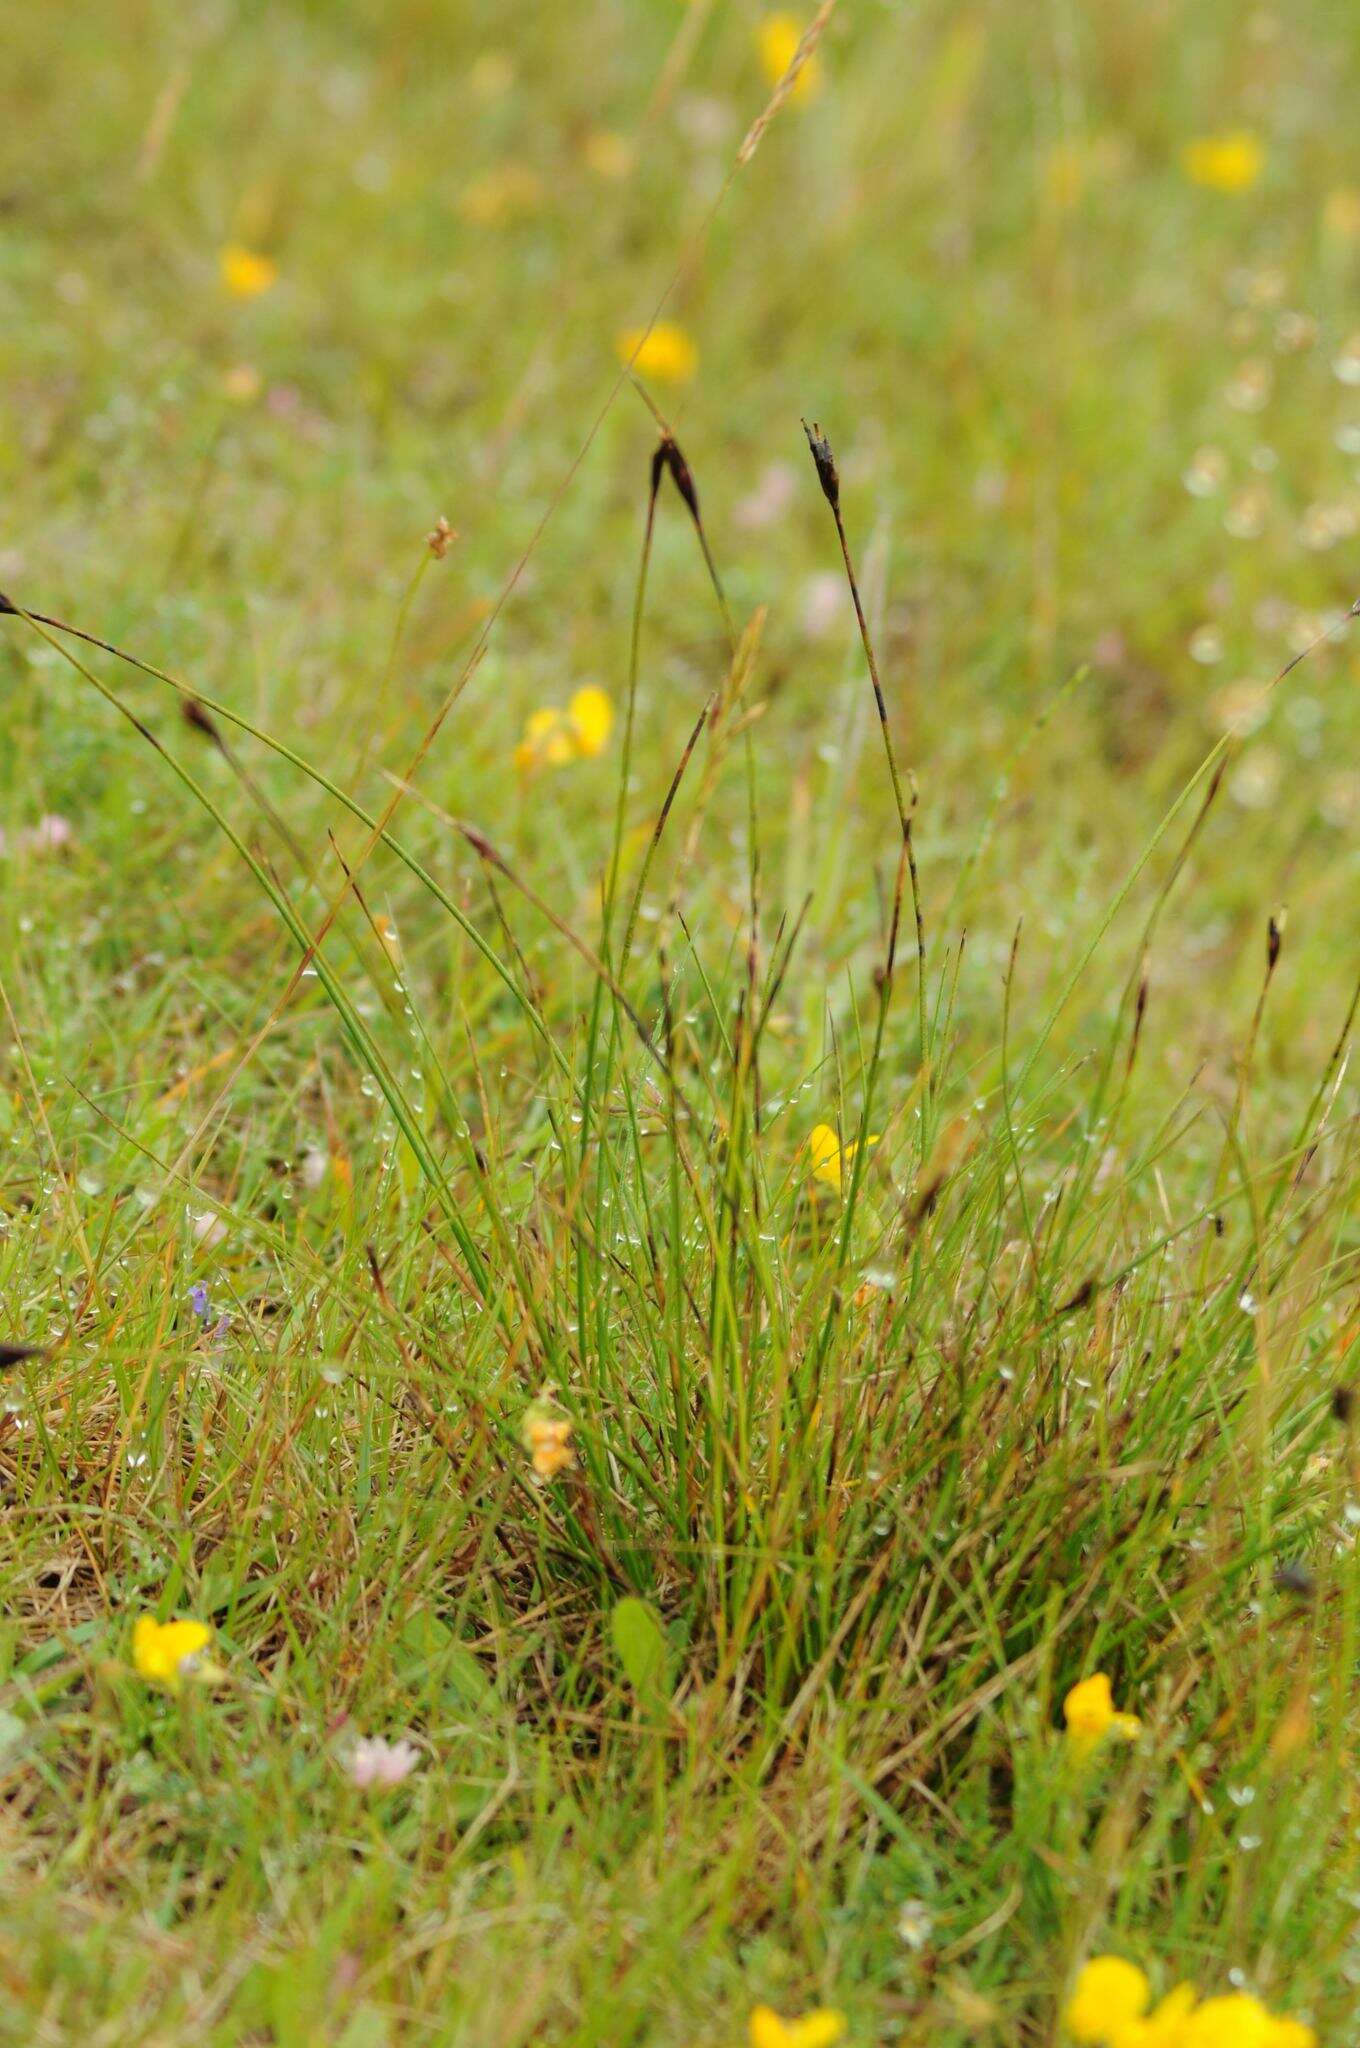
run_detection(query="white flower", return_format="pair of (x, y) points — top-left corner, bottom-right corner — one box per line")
(344, 1734), (421, 1790)
(299, 1148), (329, 1190)
(896, 1899), (934, 1951)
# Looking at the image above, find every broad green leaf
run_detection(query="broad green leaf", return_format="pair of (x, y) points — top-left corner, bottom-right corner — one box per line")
(610, 1596), (670, 1704)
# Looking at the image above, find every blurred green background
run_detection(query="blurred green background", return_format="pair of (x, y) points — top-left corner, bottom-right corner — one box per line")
(5, 1), (1360, 1035)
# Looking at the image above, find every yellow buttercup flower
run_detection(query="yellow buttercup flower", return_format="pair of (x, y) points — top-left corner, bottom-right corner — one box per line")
(757, 14), (822, 101)
(1066, 1958), (1151, 2045)
(807, 1122), (878, 1195)
(1181, 132), (1264, 194)
(749, 2006), (846, 2048)
(1066, 1960), (1313, 2048)
(132, 1615), (216, 1693)
(1063, 1671), (1141, 1755)
(514, 688), (614, 775)
(220, 244), (278, 299)
(616, 321), (697, 384)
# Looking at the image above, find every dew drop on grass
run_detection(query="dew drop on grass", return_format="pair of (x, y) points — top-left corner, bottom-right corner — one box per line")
(1333, 334), (1360, 384)
(1226, 359), (1271, 412)
(1224, 486), (1268, 539)
(1228, 1784), (1256, 1807)
(1183, 445), (1227, 496)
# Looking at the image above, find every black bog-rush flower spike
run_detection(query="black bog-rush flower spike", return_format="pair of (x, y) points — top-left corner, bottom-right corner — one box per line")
(801, 418), (840, 513)
(0, 1345), (44, 1368)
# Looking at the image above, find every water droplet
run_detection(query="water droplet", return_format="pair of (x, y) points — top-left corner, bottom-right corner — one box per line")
(1334, 334), (1360, 384)
(1224, 485), (1269, 539)
(1184, 446), (1228, 496)
(1226, 359), (1272, 413)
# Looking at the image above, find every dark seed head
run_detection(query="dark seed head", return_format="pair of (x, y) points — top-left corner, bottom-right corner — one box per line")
(0, 592), (16, 615)
(1272, 1560), (1316, 1598)
(802, 418), (840, 513)
(660, 436), (701, 524)
(182, 697), (225, 748)
(1267, 912), (1285, 974)
(0, 1343), (43, 1369)
(1331, 1384), (1354, 1425)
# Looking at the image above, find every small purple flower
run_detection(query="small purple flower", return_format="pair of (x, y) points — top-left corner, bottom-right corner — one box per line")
(189, 1282), (211, 1322)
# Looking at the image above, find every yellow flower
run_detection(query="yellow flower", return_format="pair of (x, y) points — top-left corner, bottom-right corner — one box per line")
(807, 1122), (878, 1195)
(1063, 1671), (1141, 1755)
(515, 707), (574, 775)
(567, 685), (614, 757)
(1265, 2023), (1317, 2048)
(220, 244), (278, 299)
(132, 1615), (216, 1693)
(1181, 132), (1264, 194)
(222, 363), (263, 405)
(459, 163), (543, 226)
(616, 321), (698, 384)
(521, 1394), (575, 1481)
(757, 14), (822, 101)
(1138, 1986), (1203, 2048)
(1066, 1959), (1151, 2046)
(1183, 1996), (1315, 2048)
(749, 2007), (846, 2048)
(1066, 1963), (1312, 2048)
(514, 689), (614, 775)
(582, 129), (632, 180)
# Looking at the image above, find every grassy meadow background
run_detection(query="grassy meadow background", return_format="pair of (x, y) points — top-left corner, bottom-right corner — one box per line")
(3, 1), (1360, 2041)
